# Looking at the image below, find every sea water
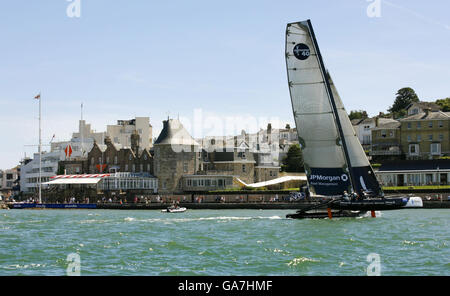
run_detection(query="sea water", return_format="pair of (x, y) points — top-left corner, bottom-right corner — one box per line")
(0, 209), (448, 276)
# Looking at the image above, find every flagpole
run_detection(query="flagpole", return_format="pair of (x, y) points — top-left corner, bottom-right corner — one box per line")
(39, 93), (42, 204)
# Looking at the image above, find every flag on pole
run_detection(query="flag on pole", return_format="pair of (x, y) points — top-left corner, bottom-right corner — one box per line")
(34, 93), (41, 99)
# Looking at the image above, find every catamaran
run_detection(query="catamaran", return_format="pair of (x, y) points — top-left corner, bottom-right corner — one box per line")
(285, 20), (422, 219)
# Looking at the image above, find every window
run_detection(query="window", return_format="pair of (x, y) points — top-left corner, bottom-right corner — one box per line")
(417, 122), (421, 129)
(407, 135), (412, 142)
(242, 165), (246, 173)
(129, 154), (132, 161)
(431, 143), (441, 155)
(428, 122), (433, 128)
(409, 144), (419, 155)
(417, 135), (421, 142)
(438, 121), (443, 128)
(98, 157), (102, 164)
(439, 134), (444, 141)
(140, 164), (143, 172)
(428, 135), (433, 141)
(407, 122), (412, 129)
(114, 156), (118, 164)
(381, 130), (386, 138)
(144, 154), (147, 160)
(125, 164), (128, 171)
(183, 162), (188, 173)
(363, 135), (371, 145)
(147, 164), (150, 172)
(106, 156), (109, 164)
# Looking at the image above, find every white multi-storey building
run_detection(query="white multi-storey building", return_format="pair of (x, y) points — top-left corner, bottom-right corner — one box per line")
(106, 117), (153, 152)
(51, 120), (106, 161)
(19, 151), (60, 194)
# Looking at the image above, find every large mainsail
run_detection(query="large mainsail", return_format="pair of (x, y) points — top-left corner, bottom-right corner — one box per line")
(285, 20), (381, 197)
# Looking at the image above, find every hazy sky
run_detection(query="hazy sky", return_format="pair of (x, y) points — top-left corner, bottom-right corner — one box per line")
(0, 0), (449, 169)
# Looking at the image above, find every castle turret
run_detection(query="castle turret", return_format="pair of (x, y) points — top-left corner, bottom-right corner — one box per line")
(153, 119), (199, 193)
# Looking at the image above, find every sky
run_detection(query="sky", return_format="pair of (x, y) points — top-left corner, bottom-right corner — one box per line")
(0, 0), (449, 169)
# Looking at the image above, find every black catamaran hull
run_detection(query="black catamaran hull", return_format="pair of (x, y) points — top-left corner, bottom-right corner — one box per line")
(286, 197), (422, 219)
(331, 198), (406, 211)
(287, 210), (364, 219)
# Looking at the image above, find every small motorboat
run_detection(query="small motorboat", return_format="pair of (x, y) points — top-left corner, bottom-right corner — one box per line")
(161, 206), (187, 213)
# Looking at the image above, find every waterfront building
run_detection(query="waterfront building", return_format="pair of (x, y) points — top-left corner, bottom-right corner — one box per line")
(51, 119), (107, 161)
(406, 101), (441, 116)
(106, 117), (153, 151)
(370, 120), (402, 161)
(399, 109), (450, 160)
(19, 151), (60, 195)
(352, 116), (397, 151)
(86, 132), (153, 174)
(0, 167), (19, 198)
(153, 118), (200, 194)
(376, 159), (450, 187)
(43, 172), (158, 202)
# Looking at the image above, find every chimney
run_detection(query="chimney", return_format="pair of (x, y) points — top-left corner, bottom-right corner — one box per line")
(131, 131), (140, 154)
(104, 136), (112, 145)
(375, 116), (379, 127)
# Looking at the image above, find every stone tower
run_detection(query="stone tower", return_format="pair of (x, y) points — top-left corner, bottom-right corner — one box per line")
(153, 119), (199, 193)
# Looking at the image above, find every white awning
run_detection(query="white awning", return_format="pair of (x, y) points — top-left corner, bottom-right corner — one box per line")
(44, 178), (102, 185)
(236, 175), (307, 188)
(43, 174), (111, 185)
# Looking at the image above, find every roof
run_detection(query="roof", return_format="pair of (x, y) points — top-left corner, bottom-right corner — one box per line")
(400, 111), (450, 121)
(378, 160), (450, 172)
(373, 120), (401, 130)
(406, 101), (441, 111)
(351, 118), (364, 125)
(154, 119), (199, 146)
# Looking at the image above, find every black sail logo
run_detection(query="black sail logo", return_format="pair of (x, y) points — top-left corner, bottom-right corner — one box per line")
(293, 43), (310, 60)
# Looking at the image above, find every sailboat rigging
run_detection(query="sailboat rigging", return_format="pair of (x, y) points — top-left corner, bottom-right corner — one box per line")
(285, 20), (422, 219)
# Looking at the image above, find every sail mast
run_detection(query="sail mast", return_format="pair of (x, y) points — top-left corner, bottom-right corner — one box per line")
(38, 93), (42, 203)
(305, 20), (357, 194)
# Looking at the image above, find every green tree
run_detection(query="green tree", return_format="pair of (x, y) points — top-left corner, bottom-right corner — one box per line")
(282, 144), (304, 173)
(389, 87), (419, 114)
(349, 110), (368, 121)
(435, 97), (450, 112)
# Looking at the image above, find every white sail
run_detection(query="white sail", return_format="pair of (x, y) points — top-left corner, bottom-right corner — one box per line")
(286, 20), (381, 196)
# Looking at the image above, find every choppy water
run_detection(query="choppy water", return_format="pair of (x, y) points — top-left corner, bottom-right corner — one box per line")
(0, 209), (448, 276)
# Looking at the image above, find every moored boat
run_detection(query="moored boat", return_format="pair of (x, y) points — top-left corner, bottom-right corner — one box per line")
(161, 207), (187, 213)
